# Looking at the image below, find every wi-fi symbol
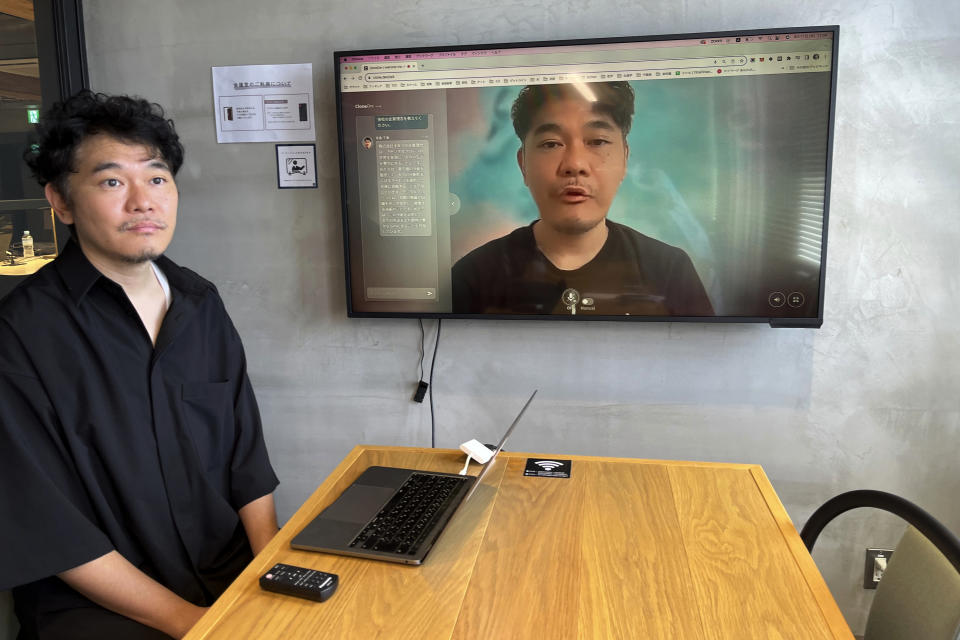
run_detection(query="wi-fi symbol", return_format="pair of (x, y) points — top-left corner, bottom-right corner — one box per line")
(535, 460), (564, 471)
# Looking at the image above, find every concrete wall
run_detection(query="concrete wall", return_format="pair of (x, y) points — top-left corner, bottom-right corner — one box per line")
(82, 0), (960, 634)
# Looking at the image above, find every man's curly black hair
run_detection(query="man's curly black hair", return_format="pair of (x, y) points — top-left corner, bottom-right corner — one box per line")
(23, 90), (184, 202)
(511, 81), (635, 143)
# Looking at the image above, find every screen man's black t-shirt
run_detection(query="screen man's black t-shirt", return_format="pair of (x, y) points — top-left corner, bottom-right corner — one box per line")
(452, 220), (714, 316)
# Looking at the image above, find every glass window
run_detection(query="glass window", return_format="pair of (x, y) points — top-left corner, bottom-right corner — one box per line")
(1, 3), (43, 201)
(1, 1), (67, 286)
(0, 205), (58, 276)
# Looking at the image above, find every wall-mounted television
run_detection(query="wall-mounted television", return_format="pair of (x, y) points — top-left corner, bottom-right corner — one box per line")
(335, 26), (838, 327)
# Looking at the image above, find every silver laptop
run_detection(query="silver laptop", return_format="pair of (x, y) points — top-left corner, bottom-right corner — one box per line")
(291, 390), (537, 565)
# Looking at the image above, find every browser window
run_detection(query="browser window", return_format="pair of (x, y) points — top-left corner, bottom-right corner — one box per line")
(335, 28), (836, 325)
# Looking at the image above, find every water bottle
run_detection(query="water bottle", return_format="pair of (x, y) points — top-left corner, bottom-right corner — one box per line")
(22, 230), (34, 259)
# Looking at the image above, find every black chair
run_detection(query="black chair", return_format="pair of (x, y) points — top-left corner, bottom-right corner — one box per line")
(801, 490), (960, 640)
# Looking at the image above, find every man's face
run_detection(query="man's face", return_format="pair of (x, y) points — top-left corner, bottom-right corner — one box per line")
(517, 94), (629, 235)
(46, 134), (178, 267)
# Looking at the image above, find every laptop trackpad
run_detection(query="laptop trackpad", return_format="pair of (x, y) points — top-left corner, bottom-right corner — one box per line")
(320, 484), (396, 523)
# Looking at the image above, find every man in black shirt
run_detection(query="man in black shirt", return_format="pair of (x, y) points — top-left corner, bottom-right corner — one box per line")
(0, 92), (279, 639)
(452, 82), (713, 317)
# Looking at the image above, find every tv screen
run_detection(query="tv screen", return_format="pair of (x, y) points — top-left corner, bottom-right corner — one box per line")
(335, 26), (837, 327)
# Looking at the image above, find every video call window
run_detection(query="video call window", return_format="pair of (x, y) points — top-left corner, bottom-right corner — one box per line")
(336, 27), (837, 326)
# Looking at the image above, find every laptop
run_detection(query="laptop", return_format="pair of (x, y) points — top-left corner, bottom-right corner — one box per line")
(291, 390), (537, 565)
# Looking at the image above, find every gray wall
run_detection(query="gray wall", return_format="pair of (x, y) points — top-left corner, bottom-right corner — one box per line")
(82, 0), (960, 634)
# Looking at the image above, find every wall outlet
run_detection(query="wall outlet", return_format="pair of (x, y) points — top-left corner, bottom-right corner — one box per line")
(864, 548), (894, 589)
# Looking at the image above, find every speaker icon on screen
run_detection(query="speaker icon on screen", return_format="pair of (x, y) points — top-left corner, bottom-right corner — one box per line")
(534, 460), (564, 471)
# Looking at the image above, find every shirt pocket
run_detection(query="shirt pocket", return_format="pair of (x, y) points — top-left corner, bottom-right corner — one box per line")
(181, 380), (234, 472)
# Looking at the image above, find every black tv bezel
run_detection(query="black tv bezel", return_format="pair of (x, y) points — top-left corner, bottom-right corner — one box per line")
(335, 25), (839, 328)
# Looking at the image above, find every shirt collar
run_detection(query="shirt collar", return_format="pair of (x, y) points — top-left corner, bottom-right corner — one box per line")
(54, 238), (211, 306)
(54, 238), (103, 305)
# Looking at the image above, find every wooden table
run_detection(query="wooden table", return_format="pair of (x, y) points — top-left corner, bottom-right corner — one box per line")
(185, 446), (853, 639)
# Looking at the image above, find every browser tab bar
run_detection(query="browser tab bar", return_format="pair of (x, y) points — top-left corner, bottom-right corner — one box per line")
(340, 31), (834, 93)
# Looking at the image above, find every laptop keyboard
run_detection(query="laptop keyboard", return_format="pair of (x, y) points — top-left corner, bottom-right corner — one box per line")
(349, 472), (468, 556)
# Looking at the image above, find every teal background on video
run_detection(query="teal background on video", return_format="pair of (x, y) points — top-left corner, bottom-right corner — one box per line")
(447, 74), (832, 314)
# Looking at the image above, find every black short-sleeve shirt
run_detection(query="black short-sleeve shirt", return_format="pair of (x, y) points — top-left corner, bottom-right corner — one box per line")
(0, 240), (278, 631)
(452, 220), (715, 316)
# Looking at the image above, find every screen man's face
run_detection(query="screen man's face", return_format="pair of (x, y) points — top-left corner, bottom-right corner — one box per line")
(517, 94), (629, 235)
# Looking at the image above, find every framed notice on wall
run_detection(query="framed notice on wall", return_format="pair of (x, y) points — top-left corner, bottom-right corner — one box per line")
(276, 144), (317, 189)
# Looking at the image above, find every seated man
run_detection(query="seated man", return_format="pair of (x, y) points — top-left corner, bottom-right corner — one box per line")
(0, 91), (279, 639)
(452, 82), (714, 317)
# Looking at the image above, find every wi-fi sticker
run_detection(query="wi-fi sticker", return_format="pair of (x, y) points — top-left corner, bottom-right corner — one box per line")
(534, 460), (564, 471)
(524, 458), (571, 478)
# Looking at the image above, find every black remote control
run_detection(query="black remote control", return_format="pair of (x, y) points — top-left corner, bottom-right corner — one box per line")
(259, 563), (338, 602)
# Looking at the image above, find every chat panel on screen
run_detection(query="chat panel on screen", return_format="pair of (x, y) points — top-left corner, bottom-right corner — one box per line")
(341, 90), (452, 312)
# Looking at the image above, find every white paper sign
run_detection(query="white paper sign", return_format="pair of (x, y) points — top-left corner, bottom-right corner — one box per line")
(212, 63), (315, 143)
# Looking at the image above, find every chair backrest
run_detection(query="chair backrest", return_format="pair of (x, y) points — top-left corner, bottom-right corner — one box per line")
(0, 590), (18, 640)
(865, 526), (960, 640)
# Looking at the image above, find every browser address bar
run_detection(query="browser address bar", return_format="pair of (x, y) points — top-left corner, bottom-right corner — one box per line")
(363, 56), (747, 83)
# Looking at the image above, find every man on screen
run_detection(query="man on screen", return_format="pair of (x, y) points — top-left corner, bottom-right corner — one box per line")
(451, 81), (714, 316)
